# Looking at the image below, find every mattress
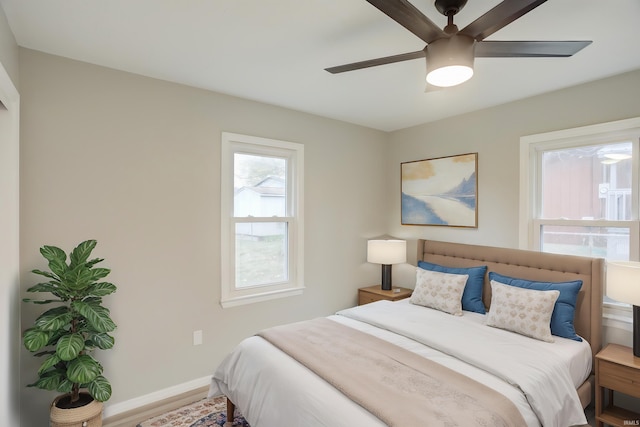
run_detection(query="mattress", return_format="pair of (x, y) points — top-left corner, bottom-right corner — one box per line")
(209, 299), (592, 427)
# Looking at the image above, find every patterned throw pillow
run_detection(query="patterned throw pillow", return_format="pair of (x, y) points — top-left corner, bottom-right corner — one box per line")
(410, 268), (468, 316)
(486, 280), (560, 342)
(417, 261), (487, 314)
(488, 272), (583, 341)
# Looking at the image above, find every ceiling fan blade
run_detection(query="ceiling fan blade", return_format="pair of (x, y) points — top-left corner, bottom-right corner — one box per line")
(475, 40), (592, 57)
(460, 0), (547, 41)
(325, 50), (425, 74)
(366, 0), (446, 44)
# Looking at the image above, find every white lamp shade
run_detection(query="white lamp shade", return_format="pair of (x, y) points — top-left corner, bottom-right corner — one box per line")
(606, 261), (640, 306)
(367, 240), (406, 265)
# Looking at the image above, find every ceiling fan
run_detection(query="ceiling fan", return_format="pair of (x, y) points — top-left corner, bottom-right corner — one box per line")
(325, 0), (592, 88)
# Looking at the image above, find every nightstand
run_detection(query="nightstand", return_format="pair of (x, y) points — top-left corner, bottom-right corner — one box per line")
(358, 285), (413, 306)
(595, 343), (640, 427)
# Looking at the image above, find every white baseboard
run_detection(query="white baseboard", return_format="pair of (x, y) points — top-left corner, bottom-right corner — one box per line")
(102, 375), (212, 418)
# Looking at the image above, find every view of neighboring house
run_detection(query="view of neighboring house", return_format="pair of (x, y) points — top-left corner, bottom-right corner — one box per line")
(235, 176), (285, 237)
(235, 176), (285, 216)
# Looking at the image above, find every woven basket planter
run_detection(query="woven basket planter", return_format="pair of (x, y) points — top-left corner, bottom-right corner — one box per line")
(50, 393), (103, 427)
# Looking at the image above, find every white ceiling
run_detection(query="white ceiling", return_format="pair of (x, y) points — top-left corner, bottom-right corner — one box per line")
(1, 0), (639, 131)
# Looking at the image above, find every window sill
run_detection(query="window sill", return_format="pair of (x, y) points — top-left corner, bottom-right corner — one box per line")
(220, 286), (304, 308)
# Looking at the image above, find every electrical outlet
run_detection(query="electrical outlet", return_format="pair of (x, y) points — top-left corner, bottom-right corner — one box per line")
(193, 330), (203, 346)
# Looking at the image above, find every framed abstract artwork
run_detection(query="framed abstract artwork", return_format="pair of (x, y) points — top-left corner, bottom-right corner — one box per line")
(401, 153), (478, 227)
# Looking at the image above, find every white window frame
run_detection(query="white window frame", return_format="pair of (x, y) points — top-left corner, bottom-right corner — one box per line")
(220, 132), (304, 308)
(519, 117), (640, 325)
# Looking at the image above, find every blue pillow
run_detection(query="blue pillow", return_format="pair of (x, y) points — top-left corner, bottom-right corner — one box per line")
(488, 272), (583, 342)
(418, 261), (487, 314)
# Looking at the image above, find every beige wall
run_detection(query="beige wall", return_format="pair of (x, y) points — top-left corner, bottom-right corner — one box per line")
(18, 48), (389, 425)
(0, 3), (20, 426)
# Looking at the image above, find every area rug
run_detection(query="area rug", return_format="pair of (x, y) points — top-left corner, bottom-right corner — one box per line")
(136, 395), (250, 427)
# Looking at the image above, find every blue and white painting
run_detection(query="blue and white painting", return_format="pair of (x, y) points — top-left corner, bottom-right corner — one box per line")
(401, 153), (477, 227)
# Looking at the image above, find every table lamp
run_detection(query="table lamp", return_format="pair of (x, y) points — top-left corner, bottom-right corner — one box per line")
(606, 261), (640, 357)
(367, 240), (406, 291)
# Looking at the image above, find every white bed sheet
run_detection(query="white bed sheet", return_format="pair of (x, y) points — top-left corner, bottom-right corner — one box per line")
(209, 300), (591, 427)
(366, 298), (593, 388)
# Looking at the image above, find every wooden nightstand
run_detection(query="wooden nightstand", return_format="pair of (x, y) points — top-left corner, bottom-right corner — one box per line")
(595, 343), (640, 427)
(358, 285), (413, 305)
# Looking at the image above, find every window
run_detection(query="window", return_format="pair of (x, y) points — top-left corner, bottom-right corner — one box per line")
(220, 132), (304, 307)
(520, 117), (640, 315)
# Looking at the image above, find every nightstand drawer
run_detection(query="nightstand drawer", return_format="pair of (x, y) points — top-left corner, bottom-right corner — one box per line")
(358, 292), (386, 305)
(357, 286), (413, 305)
(599, 359), (640, 398)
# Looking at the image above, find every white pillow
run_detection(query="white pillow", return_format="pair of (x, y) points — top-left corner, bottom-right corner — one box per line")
(486, 280), (560, 342)
(410, 268), (468, 316)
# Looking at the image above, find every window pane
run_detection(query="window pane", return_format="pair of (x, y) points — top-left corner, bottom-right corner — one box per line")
(234, 153), (286, 217)
(541, 142), (632, 220)
(235, 222), (288, 288)
(540, 225), (629, 260)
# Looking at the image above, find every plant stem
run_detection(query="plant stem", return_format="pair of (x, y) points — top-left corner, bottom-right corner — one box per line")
(71, 383), (80, 404)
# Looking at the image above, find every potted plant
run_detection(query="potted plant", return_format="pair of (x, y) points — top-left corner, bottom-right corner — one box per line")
(22, 240), (117, 426)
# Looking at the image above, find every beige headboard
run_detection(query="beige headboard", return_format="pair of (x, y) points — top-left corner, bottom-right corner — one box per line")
(417, 239), (604, 362)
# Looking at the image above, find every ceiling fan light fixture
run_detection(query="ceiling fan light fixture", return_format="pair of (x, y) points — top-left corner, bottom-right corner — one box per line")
(425, 35), (475, 87)
(426, 65), (473, 87)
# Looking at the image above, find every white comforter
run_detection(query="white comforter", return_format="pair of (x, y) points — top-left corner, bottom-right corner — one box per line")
(209, 300), (591, 427)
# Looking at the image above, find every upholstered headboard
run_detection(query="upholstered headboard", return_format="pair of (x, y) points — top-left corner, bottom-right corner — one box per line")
(417, 239), (604, 363)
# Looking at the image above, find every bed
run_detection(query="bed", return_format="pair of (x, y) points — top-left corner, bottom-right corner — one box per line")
(209, 239), (604, 426)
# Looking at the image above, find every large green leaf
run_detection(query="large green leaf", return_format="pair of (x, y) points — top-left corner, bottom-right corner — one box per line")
(87, 282), (116, 297)
(31, 269), (60, 281)
(56, 333), (85, 361)
(40, 245), (66, 263)
(87, 375), (112, 402)
(87, 333), (115, 350)
(26, 281), (70, 300)
(69, 240), (97, 268)
(40, 245), (69, 278)
(23, 328), (51, 352)
(22, 298), (62, 305)
(72, 300), (116, 333)
(87, 268), (111, 282)
(85, 257), (104, 268)
(26, 281), (60, 294)
(34, 306), (73, 331)
(45, 328), (68, 347)
(38, 353), (62, 375)
(27, 369), (66, 391)
(47, 258), (68, 279)
(56, 376), (74, 393)
(64, 265), (93, 290)
(66, 354), (102, 384)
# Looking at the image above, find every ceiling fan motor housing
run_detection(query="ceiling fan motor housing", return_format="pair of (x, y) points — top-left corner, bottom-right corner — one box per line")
(426, 34), (475, 68)
(426, 34), (475, 87)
